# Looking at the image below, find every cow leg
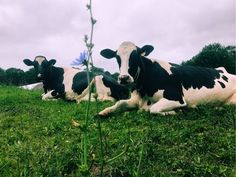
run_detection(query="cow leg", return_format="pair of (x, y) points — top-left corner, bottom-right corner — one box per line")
(75, 92), (96, 103)
(227, 93), (236, 104)
(42, 90), (58, 101)
(99, 90), (140, 116)
(150, 98), (187, 115)
(79, 93), (95, 102)
(94, 76), (115, 101)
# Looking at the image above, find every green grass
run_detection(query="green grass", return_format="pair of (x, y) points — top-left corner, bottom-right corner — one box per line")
(0, 85), (235, 177)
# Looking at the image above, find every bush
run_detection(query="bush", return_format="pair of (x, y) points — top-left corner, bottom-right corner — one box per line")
(182, 43), (236, 74)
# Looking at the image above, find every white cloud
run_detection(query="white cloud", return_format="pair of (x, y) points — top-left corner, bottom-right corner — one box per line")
(0, 0), (235, 73)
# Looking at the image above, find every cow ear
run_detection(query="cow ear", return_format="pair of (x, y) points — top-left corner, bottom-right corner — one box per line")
(100, 49), (116, 59)
(48, 59), (56, 66)
(23, 59), (34, 66)
(140, 45), (154, 56)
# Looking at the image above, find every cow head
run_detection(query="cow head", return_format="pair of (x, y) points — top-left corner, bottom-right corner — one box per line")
(100, 41), (154, 85)
(23, 56), (56, 81)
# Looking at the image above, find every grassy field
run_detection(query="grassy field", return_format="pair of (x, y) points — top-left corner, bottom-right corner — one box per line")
(0, 85), (235, 177)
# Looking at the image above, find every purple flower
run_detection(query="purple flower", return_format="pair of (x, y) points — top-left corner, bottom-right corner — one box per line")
(71, 50), (88, 66)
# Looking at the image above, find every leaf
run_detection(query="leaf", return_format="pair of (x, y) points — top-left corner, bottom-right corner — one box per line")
(71, 119), (80, 127)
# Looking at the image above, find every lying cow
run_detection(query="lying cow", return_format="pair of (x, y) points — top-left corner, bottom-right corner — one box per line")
(23, 56), (129, 103)
(99, 41), (236, 116)
(20, 82), (43, 90)
(41, 74), (130, 102)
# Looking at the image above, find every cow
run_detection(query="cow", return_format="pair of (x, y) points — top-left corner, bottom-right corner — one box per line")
(98, 41), (236, 116)
(23, 56), (129, 103)
(20, 82), (44, 90)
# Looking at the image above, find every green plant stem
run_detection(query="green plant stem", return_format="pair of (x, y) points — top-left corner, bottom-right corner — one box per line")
(106, 145), (129, 164)
(97, 116), (104, 177)
(136, 142), (144, 177)
(82, 0), (98, 175)
(88, 0), (94, 65)
(87, 1), (105, 175)
(83, 63), (91, 169)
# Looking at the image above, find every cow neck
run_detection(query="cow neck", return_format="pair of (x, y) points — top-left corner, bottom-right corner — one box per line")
(134, 56), (147, 84)
(133, 66), (141, 81)
(44, 66), (63, 86)
(134, 57), (156, 97)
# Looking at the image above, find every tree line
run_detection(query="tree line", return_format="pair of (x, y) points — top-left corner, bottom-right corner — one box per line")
(0, 68), (36, 86)
(0, 43), (235, 86)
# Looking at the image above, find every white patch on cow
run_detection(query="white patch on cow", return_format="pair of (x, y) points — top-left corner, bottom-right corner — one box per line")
(20, 82), (43, 90)
(152, 90), (165, 101)
(216, 67), (226, 72)
(99, 90), (140, 116)
(150, 98), (186, 115)
(35, 56), (46, 65)
(117, 41), (137, 81)
(94, 75), (115, 101)
(183, 71), (236, 107)
(61, 67), (91, 102)
(137, 91), (164, 111)
(227, 93), (236, 104)
(155, 59), (173, 75)
(63, 68), (81, 92)
(42, 90), (58, 101)
(64, 77), (96, 103)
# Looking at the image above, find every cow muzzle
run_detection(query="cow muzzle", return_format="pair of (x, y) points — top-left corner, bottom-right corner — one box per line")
(118, 75), (133, 85)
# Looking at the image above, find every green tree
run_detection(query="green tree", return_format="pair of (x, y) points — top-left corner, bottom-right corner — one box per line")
(5, 68), (25, 85)
(182, 43), (236, 74)
(24, 68), (37, 84)
(0, 68), (6, 84)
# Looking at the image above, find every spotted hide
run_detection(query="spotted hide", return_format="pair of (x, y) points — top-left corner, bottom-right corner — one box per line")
(23, 56), (129, 103)
(99, 41), (236, 116)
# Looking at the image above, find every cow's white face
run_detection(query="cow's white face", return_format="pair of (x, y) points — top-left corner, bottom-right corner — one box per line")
(116, 42), (137, 84)
(23, 56), (56, 81)
(100, 41), (154, 85)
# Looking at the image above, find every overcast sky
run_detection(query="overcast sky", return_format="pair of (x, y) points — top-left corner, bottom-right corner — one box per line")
(0, 0), (235, 73)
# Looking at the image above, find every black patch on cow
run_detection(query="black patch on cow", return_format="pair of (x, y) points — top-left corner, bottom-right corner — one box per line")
(51, 90), (58, 97)
(218, 81), (226, 88)
(170, 65), (221, 90)
(217, 70), (223, 73)
(102, 75), (130, 100)
(51, 90), (63, 99)
(147, 100), (152, 105)
(222, 75), (228, 82)
(72, 71), (92, 94)
(128, 53), (139, 78)
(131, 56), (185, 104)
(43, 66), (65, 97)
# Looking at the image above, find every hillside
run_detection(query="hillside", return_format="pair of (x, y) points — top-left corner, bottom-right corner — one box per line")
(0, 86), (235, 176)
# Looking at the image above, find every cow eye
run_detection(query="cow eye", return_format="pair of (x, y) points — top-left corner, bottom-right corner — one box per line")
(51, 91), (58, 96)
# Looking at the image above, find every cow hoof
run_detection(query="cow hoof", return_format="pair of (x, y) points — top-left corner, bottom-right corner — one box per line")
(150, 109), (176, 115)
(98, 109), (110, 117)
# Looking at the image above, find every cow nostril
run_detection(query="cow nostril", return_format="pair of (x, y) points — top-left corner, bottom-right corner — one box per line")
(119, 75), (130, 84)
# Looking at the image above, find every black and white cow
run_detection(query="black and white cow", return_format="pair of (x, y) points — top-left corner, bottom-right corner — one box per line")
(20, 82), (44, 90)
(99, 41), (236, 116)
(23, 56), (129, 102)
